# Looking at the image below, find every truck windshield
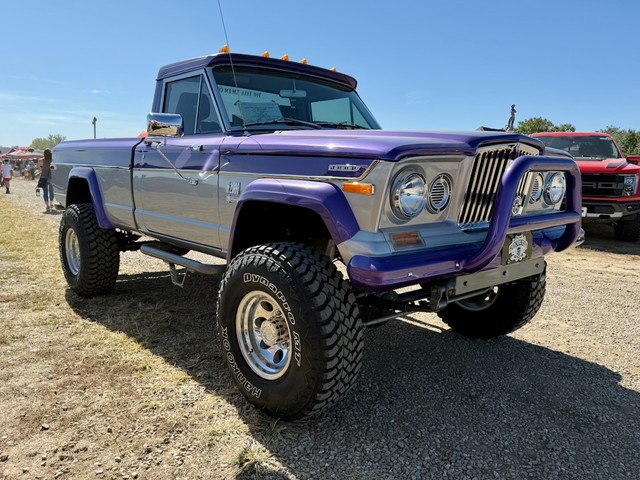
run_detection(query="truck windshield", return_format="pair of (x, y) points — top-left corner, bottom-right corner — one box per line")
(535, 135), (622, 160)
(211, 66), (380, 131)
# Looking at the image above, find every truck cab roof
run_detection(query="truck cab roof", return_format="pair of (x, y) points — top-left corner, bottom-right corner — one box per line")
(156, 52), (358, 90)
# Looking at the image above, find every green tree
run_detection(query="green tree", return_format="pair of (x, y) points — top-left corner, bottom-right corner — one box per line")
(599, 126), (640, 155)
(515, 117), (576, 134)
(553, 123), (576, 133)
(514, 117), (555, 134)
(30, 134), (66, 150)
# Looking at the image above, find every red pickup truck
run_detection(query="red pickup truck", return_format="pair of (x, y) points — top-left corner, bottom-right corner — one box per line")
(531, 132), (640, 241)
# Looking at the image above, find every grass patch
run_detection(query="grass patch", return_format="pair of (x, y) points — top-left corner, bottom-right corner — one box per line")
(0, 193), (290, 480)
(233, 440), (279, 477)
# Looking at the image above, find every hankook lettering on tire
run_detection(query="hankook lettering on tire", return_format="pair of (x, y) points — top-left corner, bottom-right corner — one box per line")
(221, 326), (263, 398)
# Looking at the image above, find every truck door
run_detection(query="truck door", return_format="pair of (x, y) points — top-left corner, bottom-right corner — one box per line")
(133, 73), (225, 250)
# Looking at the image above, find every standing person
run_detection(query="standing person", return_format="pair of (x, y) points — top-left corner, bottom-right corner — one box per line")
(27, 160), (36, 180)
(40, 149), (55, 211)
(2, 159), (13, 193)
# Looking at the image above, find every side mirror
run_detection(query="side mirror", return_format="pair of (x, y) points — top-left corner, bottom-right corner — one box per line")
(626, 155), (640, 166)
(146, 113), (183, 137)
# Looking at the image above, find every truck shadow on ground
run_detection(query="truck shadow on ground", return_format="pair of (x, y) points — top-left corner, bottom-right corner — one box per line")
(579, 223), (640, 255)
(65, 272), (640, 479)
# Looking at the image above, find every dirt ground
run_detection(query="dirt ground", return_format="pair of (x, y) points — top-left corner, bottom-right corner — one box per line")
(1, 176), (639, 479)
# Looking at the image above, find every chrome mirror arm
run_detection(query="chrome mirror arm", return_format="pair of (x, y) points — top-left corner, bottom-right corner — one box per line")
(143, 113), (198, 185)
(144, 138), (198, 186)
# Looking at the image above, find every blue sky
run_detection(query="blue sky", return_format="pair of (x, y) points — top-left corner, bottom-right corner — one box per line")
(1, 0), (639, 147)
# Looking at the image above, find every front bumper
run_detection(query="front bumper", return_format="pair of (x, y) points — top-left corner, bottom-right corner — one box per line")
(581, 199), (640, 223)
(347, 155), (583, 292)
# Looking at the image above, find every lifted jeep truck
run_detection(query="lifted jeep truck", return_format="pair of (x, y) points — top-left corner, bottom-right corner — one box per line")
(531, 132), (640, 241)
(51, 51), (584, 419)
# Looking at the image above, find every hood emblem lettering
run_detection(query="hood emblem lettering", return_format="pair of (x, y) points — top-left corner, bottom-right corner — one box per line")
(328, 164), (361, 173)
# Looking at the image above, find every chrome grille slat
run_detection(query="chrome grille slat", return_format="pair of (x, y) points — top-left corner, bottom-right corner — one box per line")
(482, 149), (508, 221)
(431, 184), (445, 204)
(471, 152), (491, 223)
(459, 143), (539, 229)
(464, 155), (488, 223)
(460, 152), (482, 224)
(516, 175), (527, 194)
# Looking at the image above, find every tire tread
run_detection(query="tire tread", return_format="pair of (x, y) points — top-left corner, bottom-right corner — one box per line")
(59, 203), (120, 297)
(217, 242), (364, 419)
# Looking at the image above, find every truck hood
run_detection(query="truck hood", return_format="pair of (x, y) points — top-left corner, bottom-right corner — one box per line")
(240, 129), (543, 161)
(577, 158), (640, 174)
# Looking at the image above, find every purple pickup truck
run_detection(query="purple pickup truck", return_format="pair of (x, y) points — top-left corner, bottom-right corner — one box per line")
(51, 52), (583, 419)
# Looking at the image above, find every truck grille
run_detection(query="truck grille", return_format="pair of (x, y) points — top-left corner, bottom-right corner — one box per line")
(581, 173), (626, 197)
(458, 143), (539, 229)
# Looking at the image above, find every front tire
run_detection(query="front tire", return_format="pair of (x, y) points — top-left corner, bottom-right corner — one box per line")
(217, 243), (364, 419)
(438, 270), (546, 338)
(59, 203), (120, 297)
(614, 214), (640, 242)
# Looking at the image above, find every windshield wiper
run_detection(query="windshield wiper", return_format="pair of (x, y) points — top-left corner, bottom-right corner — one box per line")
(315, 121), (369, 130)
(242, 118), (322, 129)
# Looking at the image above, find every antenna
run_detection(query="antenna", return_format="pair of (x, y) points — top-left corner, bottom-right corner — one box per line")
(217, 0), (247, 134)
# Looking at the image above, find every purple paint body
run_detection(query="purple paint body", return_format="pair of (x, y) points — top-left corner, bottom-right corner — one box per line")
(68, 167), (115, 229)
(228, 179), (360, 258)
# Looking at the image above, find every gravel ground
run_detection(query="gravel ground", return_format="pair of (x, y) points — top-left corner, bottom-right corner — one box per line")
(3, 176), (640, 479)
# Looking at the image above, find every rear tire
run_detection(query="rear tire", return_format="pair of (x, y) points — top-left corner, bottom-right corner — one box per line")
(438, 270), (546, 338)
(614, 214), (640, 242)
(59, 203), (120, 297)
(217, 242), (364, 419)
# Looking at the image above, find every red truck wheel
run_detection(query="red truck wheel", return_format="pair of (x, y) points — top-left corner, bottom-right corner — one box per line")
(438, 270), (546, 338)
(216, 242), (364, 419)
(614, 214), (640, 242)
(59, 203), (120, 297)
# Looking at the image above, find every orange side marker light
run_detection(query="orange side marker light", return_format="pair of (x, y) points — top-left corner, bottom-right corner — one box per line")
(342, 183), (375, 195)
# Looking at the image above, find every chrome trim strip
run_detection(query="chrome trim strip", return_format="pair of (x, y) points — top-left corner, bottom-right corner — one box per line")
(59, 159), (379, 183)
(584, 212), (623, 219)
(132, 160), (379, 183)
(56, 164), (131, 170)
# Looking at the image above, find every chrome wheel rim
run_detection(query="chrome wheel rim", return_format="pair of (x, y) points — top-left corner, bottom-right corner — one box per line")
(456, 287), (499, 311)
(64, 228), (81, 276)
(236, 291), (291, 380)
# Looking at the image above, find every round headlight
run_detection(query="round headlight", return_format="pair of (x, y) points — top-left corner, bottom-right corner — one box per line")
(428, 174), (452, 213)
(392, 173), (428, 218)
(543, 173), (566, 205)
(529, 173), (544, 203)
